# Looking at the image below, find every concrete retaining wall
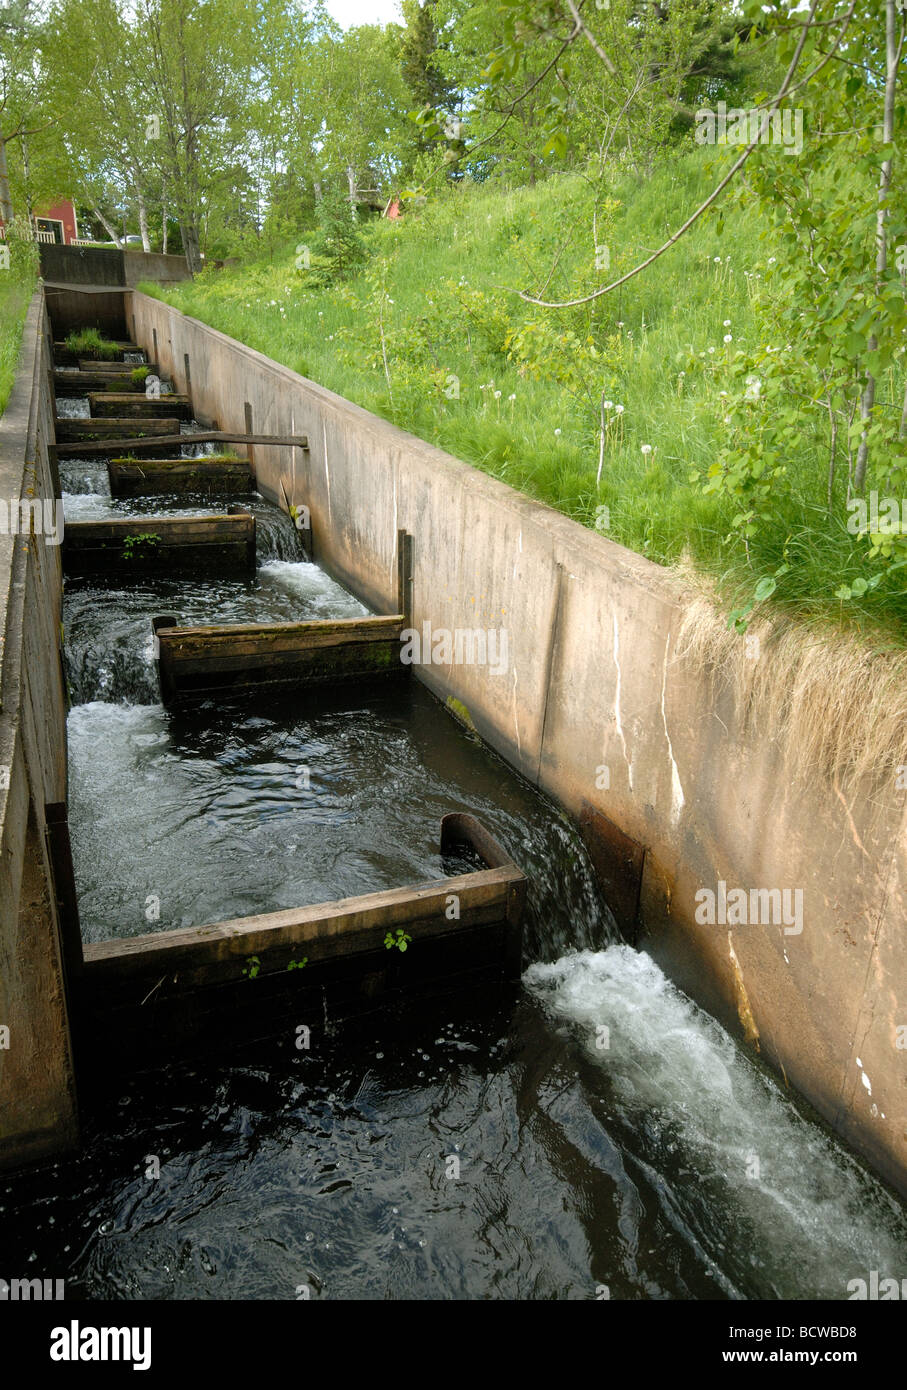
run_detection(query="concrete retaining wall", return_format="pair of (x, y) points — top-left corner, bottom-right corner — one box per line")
(40, 245), (191, 288)
(130, 290), (907, 1197)
(123, 251), (191, 287)
(0, 291), (77, 1169)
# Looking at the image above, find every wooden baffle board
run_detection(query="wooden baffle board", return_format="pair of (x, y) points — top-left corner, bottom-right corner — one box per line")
(76, 358), (146, 373)
(51, 341), (139, 366)
(79, 813), (527, 1063)
(87, 392), (193, 420)
(63, 510), (256, 577)
(53, 417), (182, 453)
(152, 611), (407, 703)
(108, 455), (254, 497)
(54, 368), (160, 394)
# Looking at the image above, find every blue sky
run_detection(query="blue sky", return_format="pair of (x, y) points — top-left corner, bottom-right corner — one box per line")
(324, 0), (403, 27)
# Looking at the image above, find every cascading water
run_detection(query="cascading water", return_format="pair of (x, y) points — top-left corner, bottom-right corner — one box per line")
(6, 385), (904, 1300)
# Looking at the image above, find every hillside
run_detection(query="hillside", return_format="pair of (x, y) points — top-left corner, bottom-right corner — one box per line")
(145, 149), (907, 641)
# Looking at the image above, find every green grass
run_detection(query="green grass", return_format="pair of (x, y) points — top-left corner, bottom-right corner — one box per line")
(64, 328), (124, 360)
(145, 149), (907, 641)
(0, 239), (38, 416)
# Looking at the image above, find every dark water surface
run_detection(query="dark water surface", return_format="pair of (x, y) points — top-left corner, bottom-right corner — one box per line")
(5, 425), (905, 1300)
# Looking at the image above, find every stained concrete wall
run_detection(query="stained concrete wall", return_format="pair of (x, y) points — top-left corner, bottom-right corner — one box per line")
(40, 244), (191, 289)
(0, 291), (77, 1169)
(123, 251), (191, 287)
(130, 290), (907, 1198)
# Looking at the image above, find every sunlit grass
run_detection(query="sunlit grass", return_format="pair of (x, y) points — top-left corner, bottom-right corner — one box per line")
(0, 248), (37, 416)
(146, 148), (907, 639)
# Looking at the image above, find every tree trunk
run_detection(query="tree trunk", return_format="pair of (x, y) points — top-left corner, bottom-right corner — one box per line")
(92, 205), (123, 246)
(21, 132), (33, 221)
(854, 0), (898, 494)
(180, 220), (202, 274)
(0, 138), (14, 225)
(347, 165), (357, 220)
(313, 179), (323, 204)
(161, 195), (168, 255)
(137, 191), (151, 253)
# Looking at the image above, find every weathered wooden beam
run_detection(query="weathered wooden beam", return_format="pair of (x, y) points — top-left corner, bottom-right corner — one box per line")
(108, 456), (254, 497)
(153, 612), (406, 702)
(54, 416), (181, 445)
(88, 391), (192, 420)
(54, 429), (310, 457)
(54, 369), (158, 394)
(78, 816), (526, 1061)
(76, 358), (146, 373)
(63, 511), (256, 577)
(52, 340), (137, 367)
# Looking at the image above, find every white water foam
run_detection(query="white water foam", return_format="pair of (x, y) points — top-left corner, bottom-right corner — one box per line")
(524, 947), (907, 1298)
(258, 559), (369, 619)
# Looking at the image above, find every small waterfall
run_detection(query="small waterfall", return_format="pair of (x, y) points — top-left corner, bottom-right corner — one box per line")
(55, 396), (90, 418)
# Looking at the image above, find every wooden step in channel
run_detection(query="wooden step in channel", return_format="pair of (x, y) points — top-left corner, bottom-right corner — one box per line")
(108, 456), (254, 496)
(152, 612), (407, 702)
(63, 511), (256, 577)
(79, 814), (526, 1064)
(88, 392), (192, 420)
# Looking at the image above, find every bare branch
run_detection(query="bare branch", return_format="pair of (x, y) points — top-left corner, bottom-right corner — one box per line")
(518, 0), (846, 309)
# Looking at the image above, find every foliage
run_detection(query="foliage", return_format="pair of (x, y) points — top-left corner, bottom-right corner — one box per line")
(312, 188), (368, 282)
(0, 220), (38, 415)
(121, 532), (161, 559)
(153, 146), (907, 637)
(65, 328), (122, 359)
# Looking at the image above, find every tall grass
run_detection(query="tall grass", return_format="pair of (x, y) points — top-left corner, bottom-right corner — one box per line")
(0, 230), (38, 416)
(145, 148), (907, 640)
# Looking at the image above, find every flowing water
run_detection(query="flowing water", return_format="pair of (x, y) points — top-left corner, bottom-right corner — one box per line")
(3, 395), (905, 1301)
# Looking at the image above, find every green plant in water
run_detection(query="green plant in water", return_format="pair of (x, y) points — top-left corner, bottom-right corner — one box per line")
(242, 955), (261, 979)
(286, 957), (308, 971)
(384, 929), (412, 953)
(121, 532), (161, 560)
(65, 327), (122, 360)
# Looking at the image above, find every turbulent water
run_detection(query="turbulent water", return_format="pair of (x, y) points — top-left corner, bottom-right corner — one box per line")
(5, 402), (905, 1300)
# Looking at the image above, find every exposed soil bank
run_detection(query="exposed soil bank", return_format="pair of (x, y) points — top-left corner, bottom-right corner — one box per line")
(129, 289), (907, 1199)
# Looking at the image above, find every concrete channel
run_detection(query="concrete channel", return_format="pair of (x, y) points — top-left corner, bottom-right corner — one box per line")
(0, 267), (905, 1228)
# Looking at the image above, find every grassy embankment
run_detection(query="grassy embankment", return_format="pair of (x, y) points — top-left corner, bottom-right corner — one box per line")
(142, 149), (907, 643)
(0, 235), (38, 416)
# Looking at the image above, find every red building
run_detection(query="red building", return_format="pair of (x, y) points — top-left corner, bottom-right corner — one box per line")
(0, 198), (81, 244)
(32, 199), (80, 244)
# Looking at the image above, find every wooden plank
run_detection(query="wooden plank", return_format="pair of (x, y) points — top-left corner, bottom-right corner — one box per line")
(153, 613), (406, 700)
(108, 457), (253, 497)
(79, 928), (516, 1066)
(159, 614), (403, 649)
(78, 816), (526, 1061)
(88, 392), (192, 420)
(52, 341), (137, 366)
(63, 512), (256, 576)
(54, 370), (157, 393)
(54, 417), (181, 443)
(54, 429), (309, 458)
(77, 358), (146, 373)
(82, 869), (517, 980)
